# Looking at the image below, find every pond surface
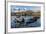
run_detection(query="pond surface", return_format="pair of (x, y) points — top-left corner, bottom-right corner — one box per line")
(11, 16), (41, 28)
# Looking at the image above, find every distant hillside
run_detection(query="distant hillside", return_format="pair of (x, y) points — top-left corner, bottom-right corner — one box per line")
(32, 12), (40, 16)
(11, 10), (40, 16)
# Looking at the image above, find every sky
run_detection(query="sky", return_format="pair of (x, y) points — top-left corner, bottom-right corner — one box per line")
(11, 5), (40, 12)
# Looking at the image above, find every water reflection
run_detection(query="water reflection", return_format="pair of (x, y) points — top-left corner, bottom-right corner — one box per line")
(11, 16), (40, 28)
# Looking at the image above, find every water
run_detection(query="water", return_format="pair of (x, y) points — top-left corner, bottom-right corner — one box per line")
(11, 16), (40, 28)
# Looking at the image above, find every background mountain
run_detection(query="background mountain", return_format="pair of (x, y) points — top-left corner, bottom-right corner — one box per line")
(11, 10), (40, 16)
